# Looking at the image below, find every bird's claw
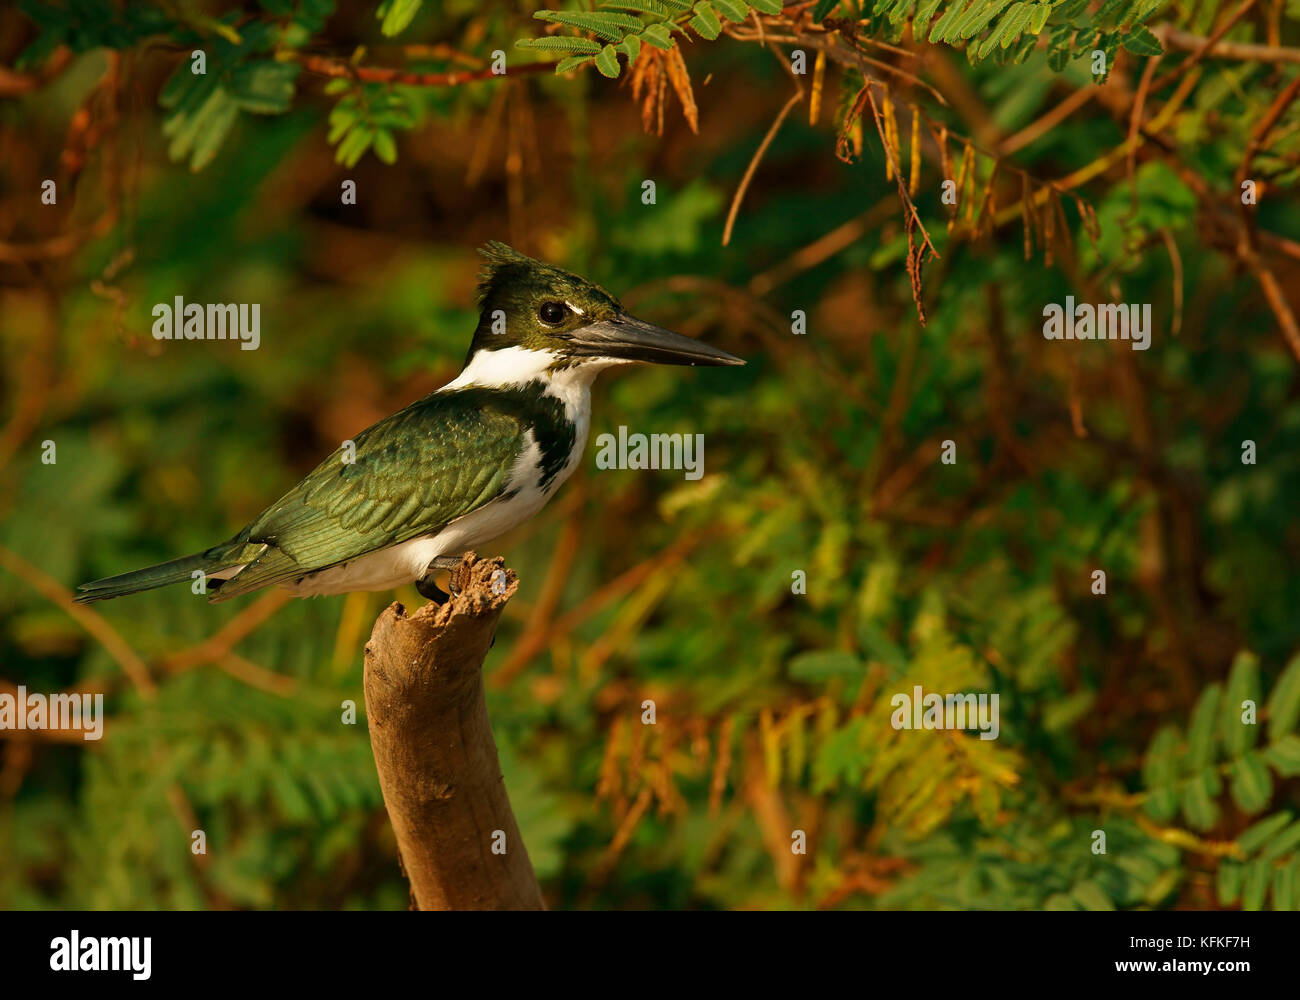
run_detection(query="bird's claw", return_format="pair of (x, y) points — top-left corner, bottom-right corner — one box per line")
(416, 556), (465, 605)
(415, 575), (450, 605)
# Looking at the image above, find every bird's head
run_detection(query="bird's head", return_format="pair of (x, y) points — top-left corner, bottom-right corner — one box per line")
(465, 242), (744, 372)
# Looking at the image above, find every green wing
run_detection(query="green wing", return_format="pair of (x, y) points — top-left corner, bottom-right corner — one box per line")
(212, 390), (527, 600)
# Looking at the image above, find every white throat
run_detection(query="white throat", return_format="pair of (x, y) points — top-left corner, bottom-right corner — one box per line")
(439, 345), (629, 420)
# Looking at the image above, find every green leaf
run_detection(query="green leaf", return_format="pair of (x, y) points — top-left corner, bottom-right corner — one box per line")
(1222, 652), (1261, 757)
(957, 0), (1013, 42)
(228, 61), (300, 114)
(372, 128), (397, 164)
(1041, 690), (1095, 733)
(690, 1), (723, 38)
(377, 0), (422, 37)
(1095, 0), (1128, 21)
(1242, 857), (1270, 910)
(858, 618), (907, 674)
(1027, 1), (1051, 34)
(1007, 31), (1037, 63)
(929, 0), (966, 43)
(639, 23), (676, 48)
(1071, 880), (1115, 911)
(1260, 820), (1300, 863)
(617, 32), (642, 63)
(1267, 652), (1300, 743)
(1237, 812), (1293, 854)
(1229, 752), (1273, 814)
(326, 108), (356, 144)
(913, 0), (945, 36)
(1181, 768), (1219, 831)
(1217, 861), (1243, 905)
(594, 44), (622, 78)
(535, 10), (642, 42)
(1186, 682), (1222, 772)
(162, 79), (238, 171)
(1047, 24), (1077, 71)
(1143, 868), (1181, 905)
(788, 650), (863, 681)
(1121, 23), (1163, 57)
(1273, 862), (1296, 911)
(749, 0), (784, 13)
(977, 2), (1032, 60)
(159, 60), (204, 110)
(1263, 735), (1300, 776)
(334, 126), (373, 168)
(1131, 0), (1169, 24)
(1142, 724), (1180, 820)
(1146, 786), (1178, 822)
(714, 0), (750, 19)
(186, 92), (239, 171)
(601, 0), (676, 15)
(516, 36), (604, 54)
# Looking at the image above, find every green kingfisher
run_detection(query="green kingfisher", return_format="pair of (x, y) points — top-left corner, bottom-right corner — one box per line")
(76, 243), (744, 605)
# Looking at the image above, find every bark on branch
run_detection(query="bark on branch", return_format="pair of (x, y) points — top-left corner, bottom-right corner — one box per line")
(363, 553), (544, 910)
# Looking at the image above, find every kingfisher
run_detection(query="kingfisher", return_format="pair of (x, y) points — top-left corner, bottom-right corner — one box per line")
(76, 243), (743, 605)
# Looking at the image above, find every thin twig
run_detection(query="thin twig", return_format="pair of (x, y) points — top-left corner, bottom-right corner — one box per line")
(1159, 24), (1300, 65)
(284, 52), (554, 87)
(1150, 0), (1259, 91)
(0, 546), (156, 697)
(723, 89), (803, 246)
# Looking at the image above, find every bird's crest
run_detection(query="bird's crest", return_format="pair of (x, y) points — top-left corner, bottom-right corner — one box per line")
(476, 241), (551, 305)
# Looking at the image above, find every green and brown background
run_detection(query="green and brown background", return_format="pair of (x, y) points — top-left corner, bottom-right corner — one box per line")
(2, 0), (1300, 910)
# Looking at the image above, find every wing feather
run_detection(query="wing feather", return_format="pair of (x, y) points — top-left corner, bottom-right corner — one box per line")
(212, 390), (530, 600)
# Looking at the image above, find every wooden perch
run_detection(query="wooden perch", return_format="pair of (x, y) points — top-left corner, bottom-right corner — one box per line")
(363, 553), (544, 910)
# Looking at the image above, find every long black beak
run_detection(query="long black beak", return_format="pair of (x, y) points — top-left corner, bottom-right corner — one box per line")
(570, 313), (745, 367)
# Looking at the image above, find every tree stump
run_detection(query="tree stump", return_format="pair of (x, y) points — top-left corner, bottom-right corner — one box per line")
(363, 553), (544, 910)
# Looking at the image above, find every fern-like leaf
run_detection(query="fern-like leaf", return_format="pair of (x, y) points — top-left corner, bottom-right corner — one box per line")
(516, 36), (604, 54)
(555, 54), (596, 73)
(600, 0), (676, 16)
(534, 10), (643, 42)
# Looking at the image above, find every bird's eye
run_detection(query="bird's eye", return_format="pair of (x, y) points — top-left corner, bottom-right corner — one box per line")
(538, 301), (569, 325)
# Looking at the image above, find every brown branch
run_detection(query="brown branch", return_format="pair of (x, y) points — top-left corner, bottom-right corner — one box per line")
(0, 545), (156, 698)
(491, 530), (703, 688)
(1150, 0), (1258, 92)
(999, 86), (1100, 156)
(723, 89), (803, 246)
(1158, 24), (1300, 65)
(159, 589), (293, 673)
(1235, 73), (1300, 364)
(0, 46), (72, 96)
(286, 53), (554, 87)
(363, 553), (544, 910)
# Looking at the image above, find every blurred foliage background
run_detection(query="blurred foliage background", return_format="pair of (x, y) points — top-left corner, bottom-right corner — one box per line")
(2, 0), (1300, 910)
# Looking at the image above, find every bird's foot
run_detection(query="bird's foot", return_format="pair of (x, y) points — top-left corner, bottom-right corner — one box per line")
(415, 576), (450, 605)
(416, 556), (465, 605)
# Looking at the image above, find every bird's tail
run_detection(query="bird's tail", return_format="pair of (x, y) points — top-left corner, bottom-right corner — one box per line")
(75, 538), (251, 604)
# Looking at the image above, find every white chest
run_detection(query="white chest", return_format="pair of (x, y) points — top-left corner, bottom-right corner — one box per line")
(286, 356), (600, 596)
